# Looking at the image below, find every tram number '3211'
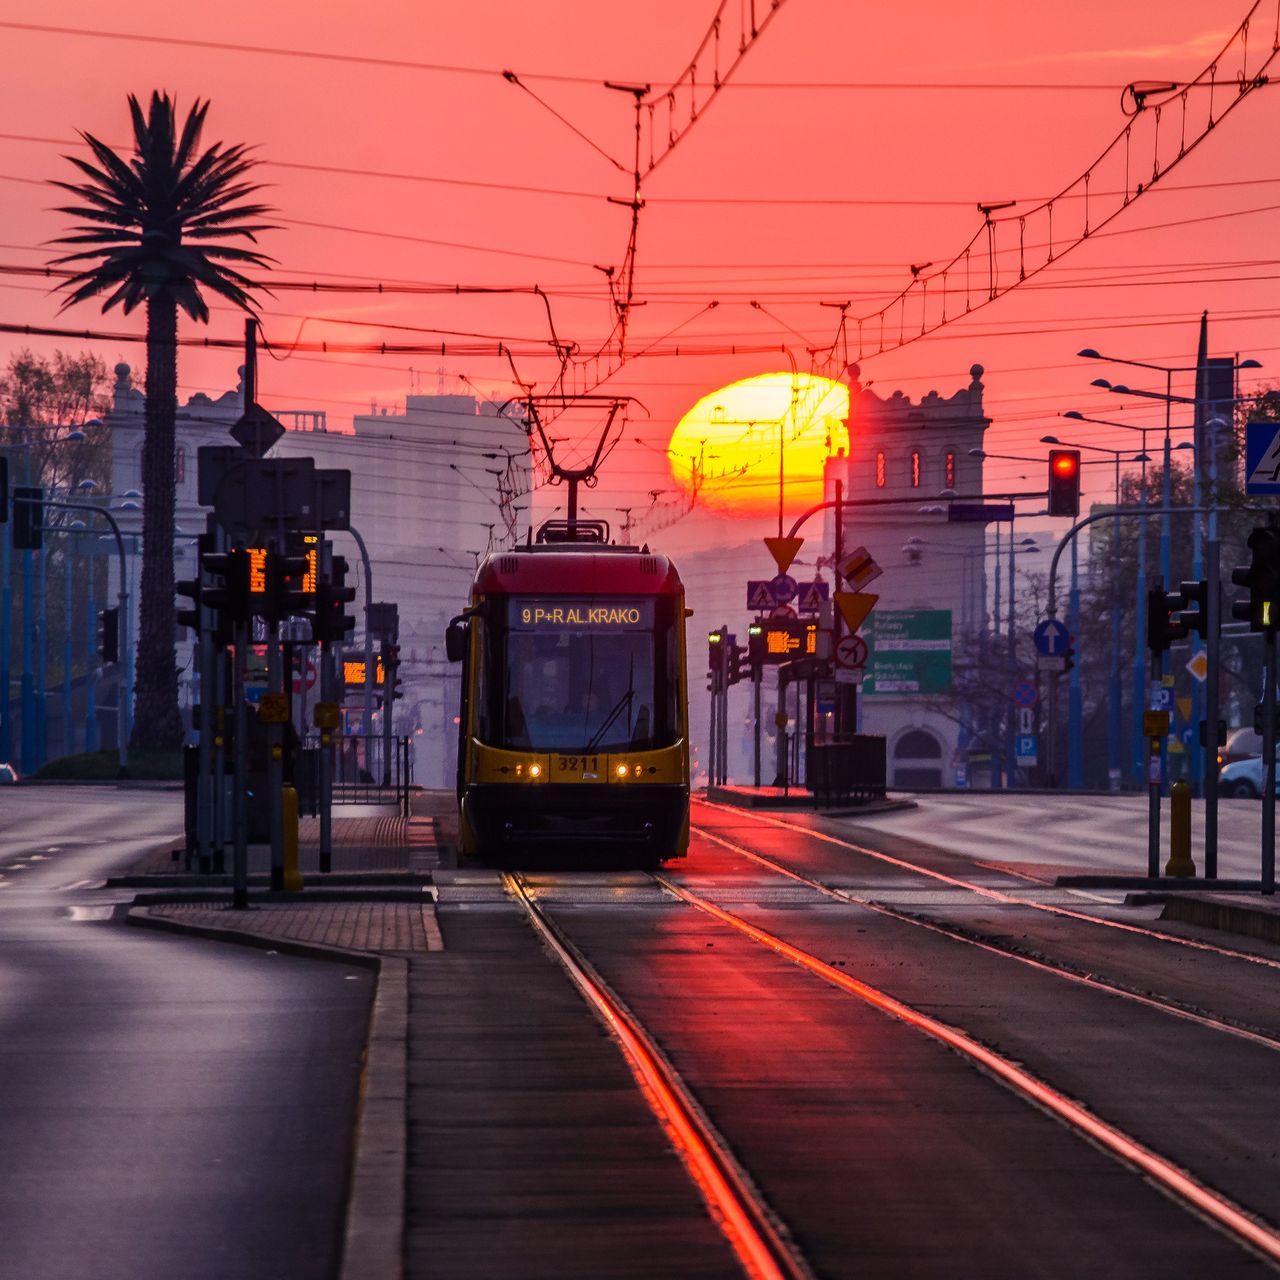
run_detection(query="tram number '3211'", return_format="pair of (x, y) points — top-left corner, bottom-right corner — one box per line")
(557, 755), (599, 774)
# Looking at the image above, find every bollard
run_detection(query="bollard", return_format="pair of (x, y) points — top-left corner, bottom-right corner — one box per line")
(1165, 779), (1196, 878)
(282, 783), (303, 892)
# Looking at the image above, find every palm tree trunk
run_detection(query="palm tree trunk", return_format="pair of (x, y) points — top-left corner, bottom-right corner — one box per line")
(131, 295), (183, 751)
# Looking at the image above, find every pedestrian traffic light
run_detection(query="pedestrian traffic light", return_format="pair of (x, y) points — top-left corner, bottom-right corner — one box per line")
(313, 555), (357, 645)
(1231, 526), (1280, 632)
(1147, 584), (1186, 654)
(12, 485), (42, 549)
(263, 550), (312, 623)
(1047, 450), (1081, 518)
(98, 607), (119, 664)
(203, 548), (252, 626)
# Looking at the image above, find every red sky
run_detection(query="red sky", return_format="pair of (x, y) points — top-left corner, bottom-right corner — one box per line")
(1, 0), (1276, 555)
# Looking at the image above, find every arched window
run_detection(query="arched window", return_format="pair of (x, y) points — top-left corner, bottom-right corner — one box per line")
(896, 729), (942, 759)
(910, 449), (922, 488)
(945, 451), (955, 487)
(875, 451), (886, 488)
(175, 446), (186, 484)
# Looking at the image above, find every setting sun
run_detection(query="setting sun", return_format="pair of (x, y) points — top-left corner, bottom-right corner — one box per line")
(667, 373), (850, 518)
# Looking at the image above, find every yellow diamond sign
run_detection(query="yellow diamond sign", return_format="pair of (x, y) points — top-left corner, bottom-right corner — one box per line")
(1185, 650), (1208, 683)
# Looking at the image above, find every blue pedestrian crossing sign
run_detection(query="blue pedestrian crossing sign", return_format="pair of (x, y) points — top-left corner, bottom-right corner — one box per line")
(1033, 618), (1070, 656)
(1245, 420), (1280, 494)
(796, 580), (829, 613)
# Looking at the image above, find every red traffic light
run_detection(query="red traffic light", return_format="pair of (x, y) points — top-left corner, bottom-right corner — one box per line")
(1047, 449), (1081, 518)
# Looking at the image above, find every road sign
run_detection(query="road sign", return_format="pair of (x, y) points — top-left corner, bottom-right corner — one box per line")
(1015, 734), (1037, 766)
(837, 546), (883, 590)
(764, 535), (804, 574)
(1185, 649), (1209, 682)
(769, 573), (798, 604)
(746, 580), (774, 609)
(769, 604), (797, 620)
(834, 591), (878, 634)
(1036, 654), (1066, 674)
(314, 702), (340, 730)
(1012, 681), (1038, 707)
(1018, 706), (1034, 735)
(1150, 684), (1174, 711)
(835, 634), (868, 669)
(796, 581), (829, 613)
(863, 609), (952, 696)
(1033, 618), (1070, 656)
(834, 667), (863, 686)
(1144, 710), (1171, 738)
(291, 659), (318, 693)
(1245, 419), (1280, 494)
(230, 404), (286, 458)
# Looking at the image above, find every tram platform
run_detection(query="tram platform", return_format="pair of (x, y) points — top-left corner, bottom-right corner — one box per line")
(706, 782), (914, 814)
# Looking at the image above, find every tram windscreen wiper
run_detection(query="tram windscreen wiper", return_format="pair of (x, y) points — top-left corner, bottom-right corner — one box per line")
(586, 657), (635, 752)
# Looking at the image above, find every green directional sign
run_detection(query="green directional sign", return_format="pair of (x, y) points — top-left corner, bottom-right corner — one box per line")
(863, 609), (953, 696)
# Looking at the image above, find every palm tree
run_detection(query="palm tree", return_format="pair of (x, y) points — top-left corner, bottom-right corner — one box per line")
(49, 92), (273, 751)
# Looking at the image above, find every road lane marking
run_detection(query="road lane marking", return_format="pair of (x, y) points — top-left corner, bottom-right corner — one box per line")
(506, 872), (812, 1280)
(696, 799), (1280, 972)
(657, 870), (1280, 1269)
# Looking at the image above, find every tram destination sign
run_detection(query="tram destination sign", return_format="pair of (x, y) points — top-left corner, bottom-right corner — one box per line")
(507, 598), (653, 629)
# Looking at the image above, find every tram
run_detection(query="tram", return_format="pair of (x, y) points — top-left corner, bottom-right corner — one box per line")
(446, 519), (690, 864)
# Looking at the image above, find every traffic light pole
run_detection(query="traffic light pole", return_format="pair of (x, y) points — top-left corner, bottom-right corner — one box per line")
(1264, 629), (1277, 896)
(753, 668), (762, 789)
(319, 642), (334, 873)
(1204, 539), (1221, 878)
(267, 619), (285, 892)
(1148, 646), (1161, 879)
(233, 620), (250, 910)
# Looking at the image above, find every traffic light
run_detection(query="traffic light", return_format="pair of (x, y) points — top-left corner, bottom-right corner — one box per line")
(1047, 450), (1081, 518)
(98, 607), (119, 664)
(1169, 579), (1210, 637)
(263, 550), (312, 623)
(726, 644), (750, 686)
(1231, 526), (1280, 632)
(1147, 584), (1186, 654)
(313, 555), (357, 645)
(384, 642), (404, 701)
(707, 629), (726, 687)
(203, 548), (252, 627)
(1062, 641), (1075, 675)
(12, 485), (42, 549)
(175, 571), (203, 635)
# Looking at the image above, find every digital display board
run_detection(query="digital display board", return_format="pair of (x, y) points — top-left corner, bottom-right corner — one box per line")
(749, 618), (819, 665)
(344, 657), (386, 686)
(507, 598), (653, 629)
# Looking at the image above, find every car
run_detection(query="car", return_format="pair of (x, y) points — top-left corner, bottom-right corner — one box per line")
(1219, 753), (1277, 798)
(1219, 727), (1263, 770)
(0, 763), (18, 785)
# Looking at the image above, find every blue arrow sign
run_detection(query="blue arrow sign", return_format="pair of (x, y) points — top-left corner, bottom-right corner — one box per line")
(770, 573), (798, 604)
(1245, 420), (1280, 494)
(1033, 618), (1070, 656)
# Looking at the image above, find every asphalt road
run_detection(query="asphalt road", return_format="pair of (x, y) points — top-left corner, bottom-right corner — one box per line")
(0, 785), (373, 1280)
(847, 790), (1270, 878)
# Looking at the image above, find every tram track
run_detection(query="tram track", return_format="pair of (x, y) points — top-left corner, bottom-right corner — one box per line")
(645, 865), (1280, 1270)
(503, 871), (814, 1280)
(692, 822), (1280, 1055)
(697, 799), (1280, 972)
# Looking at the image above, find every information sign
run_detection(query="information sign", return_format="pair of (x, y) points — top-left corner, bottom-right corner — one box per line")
(1245, 420), (1280, 494)
(1015, 734), (1038, 766)
(863, 610), (952, 696)
(748, 618), (820, 666)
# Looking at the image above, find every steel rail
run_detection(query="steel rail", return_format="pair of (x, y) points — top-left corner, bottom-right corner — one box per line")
(652, 870), (1280, 1269)
(503, 873), (811, 1280)
(697, 800), (1280, 973)
(692, 823), (1280, 1054)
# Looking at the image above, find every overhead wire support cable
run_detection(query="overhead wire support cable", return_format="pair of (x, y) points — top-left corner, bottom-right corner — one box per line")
(814, 0), (1280, 373)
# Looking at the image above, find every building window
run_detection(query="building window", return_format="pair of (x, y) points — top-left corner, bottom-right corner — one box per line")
(875, 451), (886, 488)
(911, 449), (921, 488)
(945, 451), (955, 487)
(175, 446), (185, 484)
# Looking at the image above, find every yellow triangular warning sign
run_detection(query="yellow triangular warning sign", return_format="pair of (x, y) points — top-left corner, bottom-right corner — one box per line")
(764, 536), (804, 574)
(835, 591), (878, 634)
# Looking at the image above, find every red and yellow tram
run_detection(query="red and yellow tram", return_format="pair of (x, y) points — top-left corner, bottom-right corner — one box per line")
(446, 521), (691, 864)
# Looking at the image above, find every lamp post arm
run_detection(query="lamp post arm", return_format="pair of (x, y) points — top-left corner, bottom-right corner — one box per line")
(786, 491), (1044, 540)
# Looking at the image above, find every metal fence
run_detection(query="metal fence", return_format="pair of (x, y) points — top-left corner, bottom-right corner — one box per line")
(805, 736), (887, 806)
(303, 732), (414, 814)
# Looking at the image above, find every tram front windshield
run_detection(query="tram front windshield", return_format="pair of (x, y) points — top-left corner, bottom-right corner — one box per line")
(488, 597), (678, 753)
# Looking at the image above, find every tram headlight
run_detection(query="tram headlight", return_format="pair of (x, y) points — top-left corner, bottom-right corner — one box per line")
(615, 763), (629, 778)
(528, 763), (543, 779)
